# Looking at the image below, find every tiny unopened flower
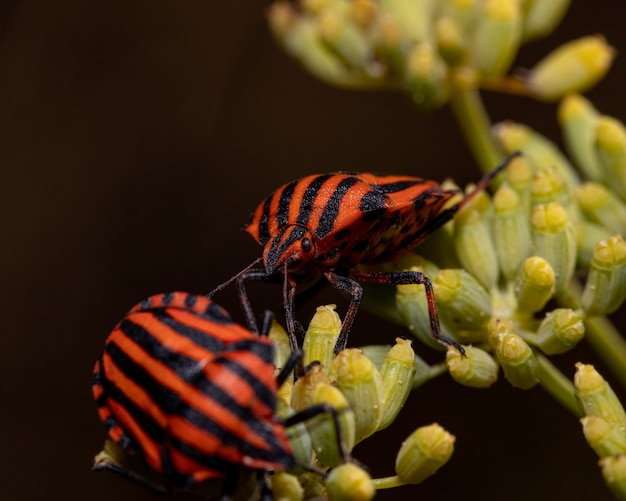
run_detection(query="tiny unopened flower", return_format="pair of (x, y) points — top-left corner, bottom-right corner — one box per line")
(521, 0), (571, 42)
(576, 182), (626, 235)
(526, 35), (615, 101)
(531, 167), (579, 226)
(446, 344), (498, 388)
(600, 455), (626, 500)
(581, 416), (626, 458)
(530, 202), (576, 291)
(270, 471), (304, 501)
(435, 16), (466, 66)
(514, 256), (555, 314)
(535, 308), (584, 355)
(378, 338), (417, 430)
(494, 331), (540, 389)
(504, 153), (533, 215)
(303, 304), (342, 369)
(470, 0), (522, 77)
(331, 348), (383, 442)
(577, 220), (614, 268)
(270, 319), (295, 378)
(395, 423), (455, 484)
(574, 363), (626, 430)
(595, 115), (626, 201)
(492, 184), (531, 281)
(379, 0), (436, 44)
(326, 463), (375, 501)
(291, 363), (330, 412)
(404, 42), (449, 109)
(581, 235), (626, 316)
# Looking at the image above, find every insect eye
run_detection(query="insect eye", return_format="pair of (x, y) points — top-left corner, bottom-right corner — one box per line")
(301, 238), (312, 252)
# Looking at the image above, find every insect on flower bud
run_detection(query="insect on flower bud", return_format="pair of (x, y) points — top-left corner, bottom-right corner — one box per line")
(535, 308), (584, 355)
(330, 348), (383, 443)
(378, 338), (417, 430)
(600, 455), (626, 500)
(521, 0), (571, 42)
(576, 182), (626, 235)
(581, 416), (626, 459)
(326, 463), (375, 501)
(514, 256), (555, 314)
(446, 344), (498, 388)
(582, 235), (626, 316)
(303, 304), (342, 369)
(574, 363), (626, 430)
(527, 35), (615, 102)
(595, 116), (626, 201)
(270, 471), (304, 501)
(494, 331), (540, 389)
(395, 423), (455, 484)
(531, 202), (576, 292)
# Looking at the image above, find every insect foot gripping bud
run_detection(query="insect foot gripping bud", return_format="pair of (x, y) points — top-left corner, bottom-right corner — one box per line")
(526, 35), (615, 102)
(395, 423), (455, 485)
(377, 338), (417, 431)
(581, 235), (626, 316)
(535, 308), (584, 355)
(325, 463), (375, 501)
(446, 344), (498, 388)
(600, 455), (626, 500)
(581, 416), (626, 459)
(303, 304), (342, 370)
(514, 256), (555, 315)
(330, 348), (383, 443)
(574, 363), (626, 431)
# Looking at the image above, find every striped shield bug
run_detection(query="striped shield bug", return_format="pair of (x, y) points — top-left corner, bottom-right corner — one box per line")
(92, 292), (349, 496)
(210, 153), (521, 355)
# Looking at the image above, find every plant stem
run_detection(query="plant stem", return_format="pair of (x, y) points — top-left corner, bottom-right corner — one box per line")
(536, 353), (580, 416)
(449, 88), (502, 174)
(371, 475), (407, 489)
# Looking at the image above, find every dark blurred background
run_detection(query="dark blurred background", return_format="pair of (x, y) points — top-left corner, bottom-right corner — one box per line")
(3, 1), (626, 500)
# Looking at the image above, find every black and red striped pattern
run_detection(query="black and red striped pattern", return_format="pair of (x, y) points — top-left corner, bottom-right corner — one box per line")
(92, 292), (293, 487)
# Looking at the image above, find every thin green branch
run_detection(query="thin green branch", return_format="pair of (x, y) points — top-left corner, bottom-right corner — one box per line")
(536, 353), (580, 417)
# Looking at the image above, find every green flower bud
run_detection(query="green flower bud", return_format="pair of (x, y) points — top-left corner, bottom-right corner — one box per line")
(349, 0), (378, 30)
(378, 0), (436, 43)
(378, 338), (417, 430)
(404, 41), (449, 109)
(581, 416), (626, 458)
(453, 206), (499, 290)
(504, 153), (533, 216)
(494, 121), (580, 188)
(446, 344), (499, 388)
(600, 455), (626, 500)
(576, 182), (626, 235)
(574, 363), (626, 430)
(531, 202), (576, 292)
(521, 0), (571, 42)
(557, 93), (603, 182)
(330, 349), (383, 442)
(291, 363), (330, 412)
(326, 463), (375, 501)
(434, 268), (492, 334)
(527, 35), (615, 101)
(492, 184), (531, 281)
(276, 400), (313, 472)
(581, 235), (626, 316)
(514, 256), (555, 314)
(576, 220), (613, 268)
(494, 331), (540, 389)
(395, 423), (455, 484)
(303, 304), (342, 369)
(471, 0), (522, 77)
(270, 471), (304, 501)
(531, 166), (580, 227)
(435, 16), (466, 66)
(595, 115), (626, 201)
(535, 308), (584, 355)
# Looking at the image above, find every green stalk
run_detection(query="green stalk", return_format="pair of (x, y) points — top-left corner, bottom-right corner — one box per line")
(371, 475), (407, 489)
(536, 353), (580, 416)
(449, 88), (502, 174)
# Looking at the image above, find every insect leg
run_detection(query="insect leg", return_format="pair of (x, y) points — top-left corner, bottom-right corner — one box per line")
(322, 271), (363, 355)
(351, 269), (465, 355)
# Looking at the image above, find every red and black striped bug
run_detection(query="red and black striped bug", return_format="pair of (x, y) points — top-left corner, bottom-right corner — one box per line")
(92, 291), (348, 497)
(211, 153), (520, 355)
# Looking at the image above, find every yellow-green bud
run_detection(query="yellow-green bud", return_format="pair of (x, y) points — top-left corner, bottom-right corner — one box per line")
(576, 182), (626, 235)
(471, 0), (522, 77)
(303, 304), (342, 369)
(492, 184), (531, 281)
(527, 35), (615, 101)
(270, 471), (304, 501)
(521, 0), (571, 42)
(531, 202), (576, 291)
(577, 220), (614, 268)
(581, 416), (626, 459)
(277, 400), (313, 471)
(600, 455), (626, 500)
(326, 463), (375, 501)
(535, 308), (584, 355)
(595, 115), (626, 201)
(504, 153), (533, 216)
(557, 93), (603, 182)
(298, 472), (327, 499)
(291, 363), (330, 412)
(378, 338), (417, 430)
(435, 16), (466, 66)
(446, 345), (498, 388)
(514, 256), (555, 314)
(582, 235), (626, 316)
(404, 41), (449, 109)
(270, 319), (294, 379)
(434, 268), (492, 332)
(350, 0), (378, 30)
(378, 0), (435, 43)
(330, 349), (383, 443)
(574, 363), (626, 430)
(494, 331), (539, 389)
(531, 167), (579, 226)
(395, 423), (455, 484)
